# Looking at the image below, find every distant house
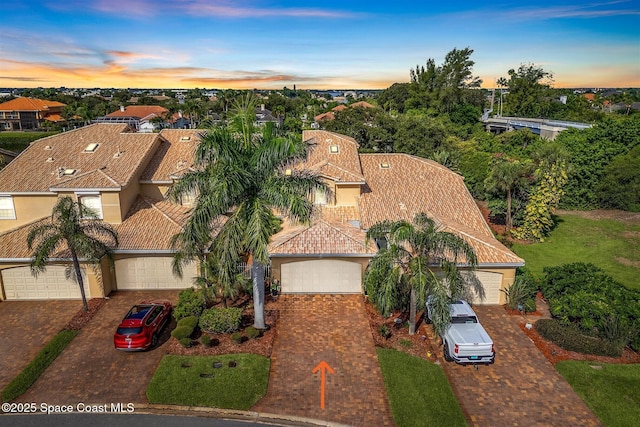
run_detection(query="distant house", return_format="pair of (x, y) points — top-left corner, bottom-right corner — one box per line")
(0, 97), (66, 131)
(313, 101), (376, 124)
(255, 105), (281, 126)
(93, 105), (169, 132)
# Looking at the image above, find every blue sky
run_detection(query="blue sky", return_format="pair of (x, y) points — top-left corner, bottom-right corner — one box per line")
(1, 0), (638, 89)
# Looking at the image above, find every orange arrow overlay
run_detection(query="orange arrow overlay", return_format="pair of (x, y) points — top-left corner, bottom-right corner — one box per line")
(312, 360), (334, 409)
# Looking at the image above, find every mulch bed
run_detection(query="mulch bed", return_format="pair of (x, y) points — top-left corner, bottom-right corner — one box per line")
(518, 320), (640, 365)
(364, 298), (439, 361)
(167, 308), (278, 358)
(64, 298), (106, 330)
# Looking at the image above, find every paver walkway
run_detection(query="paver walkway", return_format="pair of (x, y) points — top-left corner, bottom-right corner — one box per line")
(253, 295), (394, 426)
(0, 300), (79, 401)
(429, 305), (602, 427)
(16, 290), (179, 405)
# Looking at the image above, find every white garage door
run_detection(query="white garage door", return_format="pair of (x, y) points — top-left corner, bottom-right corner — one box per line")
(115, 257), (197, 290)
(2, 265), (89, 300)
(471, 270), (503, 305)
(281, 260), (362, 293)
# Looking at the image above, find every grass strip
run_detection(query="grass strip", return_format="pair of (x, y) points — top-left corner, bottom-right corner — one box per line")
(555, 361), (640, 427)
(146, 354), (270, 410)
(377, 348), (467, 427)
(2, 329), (78, 402)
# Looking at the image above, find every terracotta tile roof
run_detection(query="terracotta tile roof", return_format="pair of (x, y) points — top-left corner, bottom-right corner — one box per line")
(106, 105), (168, 120)
(140, 129), (201, 182)
(314, 111), (334, 122)
(319, 205), (360, 224)
(269, 219), (377, 256)
(0, 97), (65, 112)
(0, 218), (52, 259)
(43, 113), (64, 122)
(0, 124), (160, 192)
(358, 153), (524, 265)
(301, 130), (365, 183)
(332, 105), (348, 112)
(351, 101), (375, 108)
(114, 196), (227, 251)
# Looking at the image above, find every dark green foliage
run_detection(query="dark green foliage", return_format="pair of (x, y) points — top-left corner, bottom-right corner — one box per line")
(198, 307), (243, 333)
(245, 326), (260, 339)
(394, 113), (448, 158)
(535, 319), (621, 357)
(0, 131), (58, 153)
(231, 332), (243, 344)
(173, 288), (206, 321)
(171, 326), (194, 340)
(541, 263), (640, 351)
(200, 335), (212, 347)
(177, 315), (199, 329)
(378, 324), (392, 339)
(598, 145), (640, 211)
(178, 338), (193, 348)
(557, 115), (640, 209)
(2, 330), (78, 402)
(502, 274), (536, 311)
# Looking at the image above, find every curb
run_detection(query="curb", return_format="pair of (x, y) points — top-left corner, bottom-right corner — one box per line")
(135, 404), (353, 427)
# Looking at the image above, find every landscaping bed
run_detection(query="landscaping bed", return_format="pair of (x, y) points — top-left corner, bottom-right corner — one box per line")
(168, 305), (278, 358)
(365, 297), (437, 361)
(64, 298), (106, 330)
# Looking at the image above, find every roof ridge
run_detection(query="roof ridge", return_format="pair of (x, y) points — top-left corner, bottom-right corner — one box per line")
(446, 226), (524, 262)
(0, 216), (49, 237)
(143, 197), (183, 228)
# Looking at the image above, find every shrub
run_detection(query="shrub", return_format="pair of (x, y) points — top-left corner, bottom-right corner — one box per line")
(522, 298), (537, 313)
(171, 326), (194, 340)
(535, 319), (621, 357)
(399, 339), (412, 348)
(245, 326), (260, 339)
(178, 338), (193, 348)
(177, 316), (199, 329)
(199, 307), (243, 333)
(200, 335), (212, 347)
(173, 288), (206, 321)
(502, 275), (536, 311)
(231, 332), (243, 344)
(378, 324), (392, 339)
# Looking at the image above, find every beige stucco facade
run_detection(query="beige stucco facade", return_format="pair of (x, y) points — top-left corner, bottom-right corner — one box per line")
(335, 184), (361, 206)
(0, 194), (58, 233)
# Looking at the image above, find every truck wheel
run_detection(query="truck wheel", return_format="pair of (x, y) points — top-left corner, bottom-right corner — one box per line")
(443, 342), (453, 362)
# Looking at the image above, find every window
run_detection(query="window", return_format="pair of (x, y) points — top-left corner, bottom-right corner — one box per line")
(0, 196), (16, 220)
(78, 194), (103, 219)
(314, 188), (327, 205)
(83, 143), (99, 153)
(329, 145), (339, 154)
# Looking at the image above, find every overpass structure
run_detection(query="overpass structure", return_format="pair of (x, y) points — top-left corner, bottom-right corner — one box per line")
(482, 113), (592, 140)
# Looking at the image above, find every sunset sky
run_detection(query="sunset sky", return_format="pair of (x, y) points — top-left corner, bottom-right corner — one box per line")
(1, 1), (638, 90)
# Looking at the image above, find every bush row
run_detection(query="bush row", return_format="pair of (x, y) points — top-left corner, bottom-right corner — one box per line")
(541, 263), (640, 351)
(535, 319), (622, 357)
(199, 307), (243, 333)
(173, 288), (206, 321)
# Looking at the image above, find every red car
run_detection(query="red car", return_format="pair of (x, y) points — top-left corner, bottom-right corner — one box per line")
(114, 300), (172, 351)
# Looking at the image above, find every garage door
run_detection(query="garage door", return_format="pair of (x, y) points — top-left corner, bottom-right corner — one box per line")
(471, 270), (503, 305)
(281, 260), (362, 293)
(2, 265), (89, 300)
(115, 257), (197, 290)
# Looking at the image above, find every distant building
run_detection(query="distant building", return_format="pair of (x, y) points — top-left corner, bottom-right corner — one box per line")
(0, 97), (66, 131)
(93, 105), (169, 132)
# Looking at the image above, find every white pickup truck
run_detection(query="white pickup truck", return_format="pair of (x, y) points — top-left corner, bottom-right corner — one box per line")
(426, 299), (495, 365)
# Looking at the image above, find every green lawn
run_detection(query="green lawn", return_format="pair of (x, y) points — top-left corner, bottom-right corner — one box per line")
(377, 348), (467, 427)
(511, 214), (640, 290)
(146, 354), (270, 410)
(555, 361), (640, 427)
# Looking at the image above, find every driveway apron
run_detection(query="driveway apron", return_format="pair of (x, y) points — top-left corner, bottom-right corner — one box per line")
(253, 295), (394, 426)
(437, 305), (602, 427)
(0, 300), (79, 401)
(15, 290), (179, 406)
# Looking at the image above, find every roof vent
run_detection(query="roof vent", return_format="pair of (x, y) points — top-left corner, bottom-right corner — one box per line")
(399, 203), (406, 210)
(176, 160), (187, 169)
(44, 145), (53, 151)
(180, 136), (191, 141)
(380, 162), (390, 169)
(329, 145), (339, 154)
(83, 143), (99, 153)
(46, 157), (54, 163)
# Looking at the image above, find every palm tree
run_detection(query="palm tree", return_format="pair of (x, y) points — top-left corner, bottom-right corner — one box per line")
(27, 196), (118, 311)
(365, 213), (479, 336)
(168, 94), (325, 328)
(485, 159), (531, 233)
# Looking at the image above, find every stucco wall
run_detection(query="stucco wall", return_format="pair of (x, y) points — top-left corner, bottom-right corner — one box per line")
(335, 184), (361, 206)
(0, 194), (58, 233)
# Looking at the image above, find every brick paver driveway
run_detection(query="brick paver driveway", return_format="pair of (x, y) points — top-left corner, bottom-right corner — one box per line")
(0, 300), (79, 400)
(16, 290), (179, 405)
(253, 295), (394, 426)
(436, 305), (601, 427)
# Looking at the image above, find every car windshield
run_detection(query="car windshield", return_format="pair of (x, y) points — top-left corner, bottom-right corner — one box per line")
(451, 316), (478, 324)
(116, 327), (143, 336)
